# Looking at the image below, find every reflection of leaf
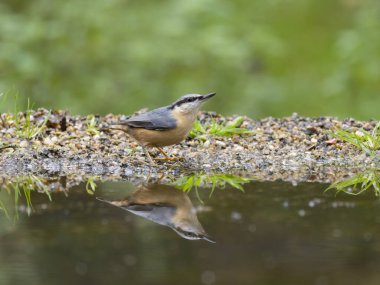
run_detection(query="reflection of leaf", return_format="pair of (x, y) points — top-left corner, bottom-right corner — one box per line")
(0, 175), (52, 220)
(85, 176), (99, 195)
(174, 173), (253, 201)
(0, 199), (10, 219)
(326, 169), (380, 196)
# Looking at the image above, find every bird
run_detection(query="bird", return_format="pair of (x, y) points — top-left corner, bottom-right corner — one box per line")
(97, 183), (215, 242)
(113, 93), (216, 163)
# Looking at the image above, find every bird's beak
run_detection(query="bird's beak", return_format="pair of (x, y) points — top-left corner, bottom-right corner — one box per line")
(202, 234), (216, 243)
(202, 92), (216, 101)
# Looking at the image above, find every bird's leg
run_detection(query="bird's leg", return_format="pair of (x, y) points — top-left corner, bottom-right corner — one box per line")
(154, 147), (180, 161)
(157, 173), (166, 183)
(142, 146), (155, 164)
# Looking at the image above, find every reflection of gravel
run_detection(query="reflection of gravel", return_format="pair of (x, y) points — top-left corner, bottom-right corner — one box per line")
(0, 109), (379, 183)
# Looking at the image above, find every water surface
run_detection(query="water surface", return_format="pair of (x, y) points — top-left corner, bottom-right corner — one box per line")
(1, 178), (380, 285)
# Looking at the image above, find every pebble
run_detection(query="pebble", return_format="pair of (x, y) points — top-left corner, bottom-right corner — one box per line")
(203, 140), (211, 148)
(19, 140), (29, 148)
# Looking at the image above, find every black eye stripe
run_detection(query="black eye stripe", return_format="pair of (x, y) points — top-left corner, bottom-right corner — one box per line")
(179, 98), (195, 104)
(186, 96), (201, 103)
(170, 95), (202, 109)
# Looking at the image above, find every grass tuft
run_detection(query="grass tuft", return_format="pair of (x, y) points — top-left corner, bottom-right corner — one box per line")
(326, 169), (380, 196)
(86, 115), (100, 136)
(13, 97), (51, 140)
(189, 116), (254, 141)
(327, 122), (380, 156)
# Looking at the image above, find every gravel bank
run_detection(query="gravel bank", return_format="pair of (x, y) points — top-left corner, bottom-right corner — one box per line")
(0, 109), (379, 183)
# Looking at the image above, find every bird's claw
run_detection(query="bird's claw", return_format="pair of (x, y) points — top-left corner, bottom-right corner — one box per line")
(154, 156), (182, 162)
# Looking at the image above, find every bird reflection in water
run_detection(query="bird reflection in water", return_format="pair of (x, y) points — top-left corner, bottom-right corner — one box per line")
(97, 183), (215, 242)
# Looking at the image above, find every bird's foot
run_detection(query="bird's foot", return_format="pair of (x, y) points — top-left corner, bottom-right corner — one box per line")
(154, 147), (184, 162)
(141, 146), (156, 165)
(154, 156), (183, 162)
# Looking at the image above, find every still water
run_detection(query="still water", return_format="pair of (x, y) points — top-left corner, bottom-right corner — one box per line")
(1, 178), (380, 285)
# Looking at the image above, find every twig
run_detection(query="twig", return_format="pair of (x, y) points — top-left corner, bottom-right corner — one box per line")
(0, 114), (8, 128)
(0, 144), (16, 151)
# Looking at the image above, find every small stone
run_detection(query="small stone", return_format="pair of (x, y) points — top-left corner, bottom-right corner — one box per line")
(203, 140), (211, 148)
(355, 130), (364, 137)
(325, 138), (338, 145)
(43, 137), (53, 145)
(20, 140), (29, 148)
(51, 136), (58, 143)
(215, 141), (226, 148)
(233, 145), (244, 151)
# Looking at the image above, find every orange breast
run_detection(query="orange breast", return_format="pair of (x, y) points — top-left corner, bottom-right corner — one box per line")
(127, 111), (196, 147)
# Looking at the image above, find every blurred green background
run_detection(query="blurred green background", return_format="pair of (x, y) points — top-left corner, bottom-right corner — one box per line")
(0, 0), (379, 119)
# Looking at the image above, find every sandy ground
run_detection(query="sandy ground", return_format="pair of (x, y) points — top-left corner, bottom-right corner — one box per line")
(0, 109), (379, 184)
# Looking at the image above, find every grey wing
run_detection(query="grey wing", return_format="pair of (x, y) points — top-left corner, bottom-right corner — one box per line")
(123, 107), (177, 130)
(126, 203), (176, 226)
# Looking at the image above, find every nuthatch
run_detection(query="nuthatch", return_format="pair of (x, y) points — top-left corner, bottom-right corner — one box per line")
(115, 93), (216, 163)
(97, 183), (215, 242)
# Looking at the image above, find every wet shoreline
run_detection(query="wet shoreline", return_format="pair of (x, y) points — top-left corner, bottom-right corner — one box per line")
(0, 110), (379, 183)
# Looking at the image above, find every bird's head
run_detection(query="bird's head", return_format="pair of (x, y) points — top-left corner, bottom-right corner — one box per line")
(172, 225), (216, 243)
(170, 93), (216, 115)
